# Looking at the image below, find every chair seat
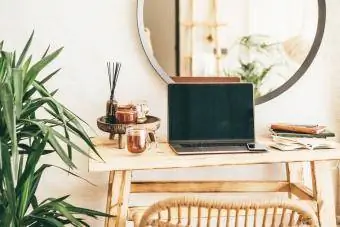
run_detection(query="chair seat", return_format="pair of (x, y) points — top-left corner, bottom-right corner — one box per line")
(131, 196), (319, 227)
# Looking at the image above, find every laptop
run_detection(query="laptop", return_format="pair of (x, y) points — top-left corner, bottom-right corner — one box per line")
(168, 83), (266, 155)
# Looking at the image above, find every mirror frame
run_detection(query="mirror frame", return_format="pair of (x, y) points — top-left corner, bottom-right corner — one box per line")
(137, 0), (326, 105)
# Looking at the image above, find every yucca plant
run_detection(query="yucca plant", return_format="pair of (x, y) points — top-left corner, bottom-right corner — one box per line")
(0, 32), (109, 226)
(234, 60), (275, 98)
(224, 35), (285, 97)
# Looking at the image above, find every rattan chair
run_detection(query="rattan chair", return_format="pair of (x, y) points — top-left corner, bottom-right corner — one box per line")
(132, 196), (319, 227)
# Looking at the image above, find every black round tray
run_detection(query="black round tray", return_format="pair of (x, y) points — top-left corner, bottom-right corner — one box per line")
(97, 115), (161, 135)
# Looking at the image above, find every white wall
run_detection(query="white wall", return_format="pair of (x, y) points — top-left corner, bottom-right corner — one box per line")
(0, 0), (339, 226)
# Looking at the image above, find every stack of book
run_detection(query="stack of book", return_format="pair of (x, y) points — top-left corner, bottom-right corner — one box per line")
(269, 123), (335, 138)
(269, 123), (336, 151)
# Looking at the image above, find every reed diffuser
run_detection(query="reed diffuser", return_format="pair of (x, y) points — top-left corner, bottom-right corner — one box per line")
(106, 61), (122, 124)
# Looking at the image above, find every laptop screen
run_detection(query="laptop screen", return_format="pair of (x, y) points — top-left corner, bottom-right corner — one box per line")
(168, 83), (255, 143)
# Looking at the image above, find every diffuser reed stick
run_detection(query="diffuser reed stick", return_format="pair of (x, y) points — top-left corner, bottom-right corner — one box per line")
(106, 61), (122, 124)
(107, 61), (122, 101)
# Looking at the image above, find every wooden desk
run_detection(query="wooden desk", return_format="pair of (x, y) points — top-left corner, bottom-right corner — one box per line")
(89, 137), (340, 227)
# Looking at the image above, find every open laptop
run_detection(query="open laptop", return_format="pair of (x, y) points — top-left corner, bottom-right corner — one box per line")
(168, 83), (267, 155)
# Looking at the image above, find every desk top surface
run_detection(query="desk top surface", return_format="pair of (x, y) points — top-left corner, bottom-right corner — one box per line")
(89, 137), (340, 172)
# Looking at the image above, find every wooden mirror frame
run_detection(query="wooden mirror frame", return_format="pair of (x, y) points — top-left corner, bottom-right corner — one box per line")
(137, 0), (326, 105)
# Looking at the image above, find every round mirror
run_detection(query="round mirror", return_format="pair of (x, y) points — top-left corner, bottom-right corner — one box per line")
(137, 0), (326, 105)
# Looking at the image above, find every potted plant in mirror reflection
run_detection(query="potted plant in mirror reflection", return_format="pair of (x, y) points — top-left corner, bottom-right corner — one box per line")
(225, 61), (275, 98)
(0, 32), (110, 226)
(224, 34), (289, 97)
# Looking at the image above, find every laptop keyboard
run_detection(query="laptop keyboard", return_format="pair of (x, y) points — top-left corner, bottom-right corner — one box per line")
(180, 143), (245, 148)
(171, 143), (251, 155)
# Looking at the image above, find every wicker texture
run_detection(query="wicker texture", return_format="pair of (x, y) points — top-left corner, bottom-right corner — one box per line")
(134, 196), (319, 227)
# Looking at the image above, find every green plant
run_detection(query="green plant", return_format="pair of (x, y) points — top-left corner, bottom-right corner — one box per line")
(224, 35), (284, 97)
(238, 35), (281, 55)
(0, 32), (109, 226)
(233, 60), (274, 98)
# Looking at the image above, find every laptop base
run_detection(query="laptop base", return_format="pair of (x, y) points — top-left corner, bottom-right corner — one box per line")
(170, 144), (267, 155)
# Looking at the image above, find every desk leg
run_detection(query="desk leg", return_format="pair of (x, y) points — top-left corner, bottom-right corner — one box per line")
(285, 162), (305, 199)
(310, 161), (336, 227)
(105, 170), (132, 227)
(285, 163), (292, 199)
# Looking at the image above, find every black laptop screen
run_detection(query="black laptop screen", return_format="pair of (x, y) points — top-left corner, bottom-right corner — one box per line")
(168, 83), (255, 143)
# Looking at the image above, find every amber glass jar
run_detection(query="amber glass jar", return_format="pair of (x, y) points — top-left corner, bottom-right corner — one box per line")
(115, 105), (137, 124)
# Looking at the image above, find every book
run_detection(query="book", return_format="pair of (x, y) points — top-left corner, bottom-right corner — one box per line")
(269, 128), (335, 138)
(270, 123), (326, 134)
(270, 136), (336, 151)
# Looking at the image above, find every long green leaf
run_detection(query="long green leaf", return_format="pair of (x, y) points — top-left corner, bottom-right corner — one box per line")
(25, 163), (96, 211)
(31, 195), (70, 213)
(0, 56), (6, 83)
(27, 215), (65, 226)
(46, 132), (76, 169)
(0, 139), (17, 225)
(40, 68), (61, 85)
(23, 68), (60, 101)
(60, 203), (111, 218)
(41, 44), (50, 59)
(12, 69), (24, 119)
(24, 47), (63, 90)
(1, 51), (13, 84)
(0, 83), (19, 179)
(20, 97), (56, 119)
(53, 204), (83, 226)
(45, 107), (103, 161)
(11, 51), (16, 68)
(53, 99), (73, 165)
(51, 128), (91, 159)
(17, 155), (24, 184)
(22, 119), (76, 168)
(50, 89), (59, 97)
(32, 82), (92, 163)
(22, 55), (32, 74)
(16, 31), (34, 67)
(17, 134), (49, 218)
(30, 196), (38, 209)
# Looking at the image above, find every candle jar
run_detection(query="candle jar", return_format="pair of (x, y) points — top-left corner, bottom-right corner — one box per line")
(115, 105), (137, 124)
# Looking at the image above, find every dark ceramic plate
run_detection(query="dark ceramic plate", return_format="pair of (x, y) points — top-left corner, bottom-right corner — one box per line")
(97, 115), (161, 134)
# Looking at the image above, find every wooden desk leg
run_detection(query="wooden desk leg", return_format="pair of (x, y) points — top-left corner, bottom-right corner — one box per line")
(105, 170), (132, 227)
(285, 162), (305, 199)
(310, 161), (336, 227)
(285, 163), (292, 199)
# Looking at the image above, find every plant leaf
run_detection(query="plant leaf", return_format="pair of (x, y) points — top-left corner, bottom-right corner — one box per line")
(22, 55), (32, 74)
(17, 134), (49, 218)
(16, 31), (34, 68)
(0, 140), (17, 225)
(40, 68), (61, 85)
(41, 44), (50, 59)
(0, 83), (19, 178)
(12, 68), (24, 119)
(50, 89), (59, 96)
(27, 215), (65, 226)
(22, 119), (76, 169)
(11, 51), (16, 68)
(24, 47), (63, 90)
(45, 107), (102, 161)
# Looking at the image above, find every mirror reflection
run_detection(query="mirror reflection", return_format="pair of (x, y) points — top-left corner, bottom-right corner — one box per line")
(143, 0), (318, 97)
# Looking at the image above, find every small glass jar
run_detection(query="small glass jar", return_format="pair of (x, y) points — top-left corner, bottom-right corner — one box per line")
(115, 105), (137, 124)
(126, 126), (155, 154)
(131, 100), (149, 123)
(106, 99), (118, 124)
